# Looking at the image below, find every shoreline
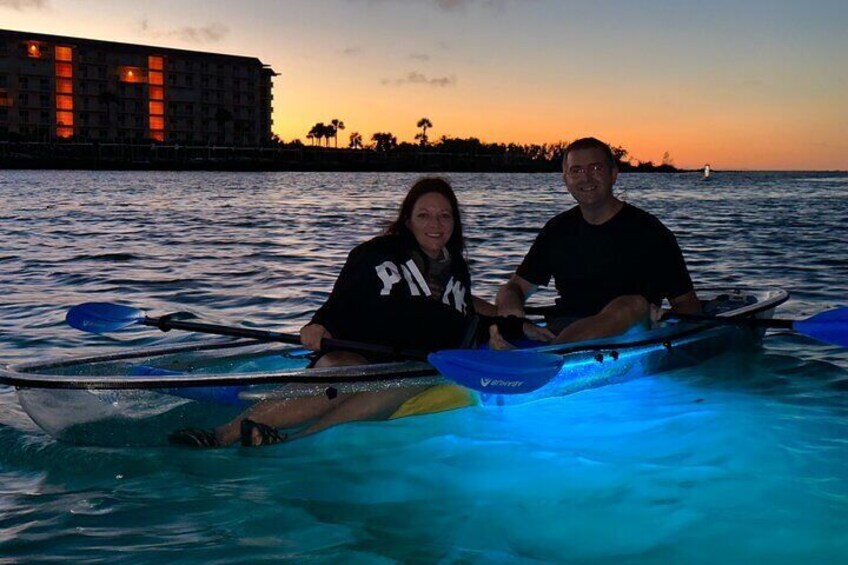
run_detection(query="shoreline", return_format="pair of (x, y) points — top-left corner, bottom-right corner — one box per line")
(0, 141), (682, 174)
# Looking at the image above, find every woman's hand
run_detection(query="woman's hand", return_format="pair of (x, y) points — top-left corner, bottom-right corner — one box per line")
(300, 323), (331, 351)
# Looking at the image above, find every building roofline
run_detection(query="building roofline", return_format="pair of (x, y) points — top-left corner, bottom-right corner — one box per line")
(1, 27), (276, 74)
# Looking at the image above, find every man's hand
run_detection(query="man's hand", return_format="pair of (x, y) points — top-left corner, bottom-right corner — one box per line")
(496, 275), (537, 317)
(300, 323), (331, 351)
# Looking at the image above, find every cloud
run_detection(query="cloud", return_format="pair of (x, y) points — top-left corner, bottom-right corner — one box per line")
(382, 71), (457, 87)
(138, 18), (229, 44)
(0, 0), (47, 10)
(409, 53), (430, 61)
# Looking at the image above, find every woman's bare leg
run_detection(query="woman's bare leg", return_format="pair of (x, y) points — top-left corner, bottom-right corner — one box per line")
(213, 350), (367, 445)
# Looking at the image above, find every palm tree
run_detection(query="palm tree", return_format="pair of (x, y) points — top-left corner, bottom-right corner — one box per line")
(309, 122), (329, 147)
(348, 131), (363, 149)
(371, 132), (397, 152)
(331, 119), (345, 148)
(416, 117), (433, 147)
(323, 124), (336, 147)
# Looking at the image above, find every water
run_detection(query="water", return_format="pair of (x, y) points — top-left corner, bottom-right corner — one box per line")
(1, 171), (847, 562)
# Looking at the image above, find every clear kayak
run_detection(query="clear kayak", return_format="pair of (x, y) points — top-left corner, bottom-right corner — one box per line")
(0, 288), (788, 446)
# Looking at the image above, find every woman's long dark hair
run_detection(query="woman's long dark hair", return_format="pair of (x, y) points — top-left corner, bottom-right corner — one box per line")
(384, 177), (465, 257)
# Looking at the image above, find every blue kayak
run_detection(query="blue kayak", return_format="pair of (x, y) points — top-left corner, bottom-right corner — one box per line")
(0, 288), (789, 446)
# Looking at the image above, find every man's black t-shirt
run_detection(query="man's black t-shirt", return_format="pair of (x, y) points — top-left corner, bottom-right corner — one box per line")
(517, 203), (694, 317)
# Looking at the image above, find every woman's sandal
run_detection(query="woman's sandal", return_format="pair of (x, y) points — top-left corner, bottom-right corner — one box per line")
(240, 418), (287, 447)
(168, 428), (222, 448)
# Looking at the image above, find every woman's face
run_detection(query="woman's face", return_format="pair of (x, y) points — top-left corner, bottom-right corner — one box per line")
(405, 192), (455, 259)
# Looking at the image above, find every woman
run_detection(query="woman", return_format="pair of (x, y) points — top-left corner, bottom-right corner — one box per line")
(170, 177), (496, 448)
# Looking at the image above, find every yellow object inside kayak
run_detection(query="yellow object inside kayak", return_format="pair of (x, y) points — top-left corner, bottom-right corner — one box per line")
(389, 384), (479, 419)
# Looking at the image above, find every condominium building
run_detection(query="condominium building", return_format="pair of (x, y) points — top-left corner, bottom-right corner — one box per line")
(0, 29), (276, 145)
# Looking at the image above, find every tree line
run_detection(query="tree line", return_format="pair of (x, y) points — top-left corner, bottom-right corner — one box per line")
(281, 117), (677, 172)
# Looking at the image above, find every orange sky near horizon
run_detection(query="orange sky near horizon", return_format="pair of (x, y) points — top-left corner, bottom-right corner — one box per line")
(3, 0), (846, 170)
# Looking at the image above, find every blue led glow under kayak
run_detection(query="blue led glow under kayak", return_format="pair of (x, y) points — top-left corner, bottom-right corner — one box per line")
(0, 288), (815, 446)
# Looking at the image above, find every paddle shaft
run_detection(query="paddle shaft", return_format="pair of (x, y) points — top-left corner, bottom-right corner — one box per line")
(143, 316), (429, 360)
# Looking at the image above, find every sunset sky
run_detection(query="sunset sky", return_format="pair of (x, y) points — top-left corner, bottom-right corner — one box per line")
(3, 0), (846, 170)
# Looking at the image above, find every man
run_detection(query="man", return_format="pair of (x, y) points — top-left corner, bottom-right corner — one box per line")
(492, 137), (700, 348)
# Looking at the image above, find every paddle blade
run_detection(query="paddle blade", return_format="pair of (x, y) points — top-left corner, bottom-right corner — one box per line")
(428, 349), (564, 394)
(794, 307), (848, 347)
(66, 302), (145, 334)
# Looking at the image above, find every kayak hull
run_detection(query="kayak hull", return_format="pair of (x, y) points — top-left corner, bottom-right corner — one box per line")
(2, 288), (789, 446)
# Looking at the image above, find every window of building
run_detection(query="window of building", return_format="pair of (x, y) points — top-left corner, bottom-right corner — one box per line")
(120, 67), (147, 83)
(148, 56), (164, 71)
(56, 79), (73, 94)
(55, 63), (73, 79)
(57, 126), (73, 138)
(149, 86), (164, 100)
(149, 71), (163, 86)
(149, 116), (165, 130)
(149, 101), (164, 115)
(56, 95), (73, 110)
(56, 111), (74, 126)
(26, 41), (43, 58)
(55, 46), (73, 62)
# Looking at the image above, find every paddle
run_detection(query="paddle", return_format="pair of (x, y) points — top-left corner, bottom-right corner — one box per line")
(66, 302), (429, 361)
(430, 307), (848, 395)
(63, 302), (543, 395)
(525, 305), (848, 348)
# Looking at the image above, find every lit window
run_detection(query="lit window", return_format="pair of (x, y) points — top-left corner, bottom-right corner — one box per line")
(55, 63), (73, 78)
(55, 46), (73, 62)
(119, 67), (147, 83)
(148, 56), (164, 71)
(56, 111), (74, 126)
(149, 116), (164, 130)
(149, 86), (164, 100)
(149, 101), (164, 115)
(148, 71), (163, 86)
(56, 95), (74, 110)
(150, 130), (165, 142)
(56, 79), (73, 94)
(27, 41), (42, 58)
(57, 126), (74, 138)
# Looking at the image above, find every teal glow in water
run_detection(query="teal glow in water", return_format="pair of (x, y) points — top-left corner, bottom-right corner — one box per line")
(1, 171), (847, 561)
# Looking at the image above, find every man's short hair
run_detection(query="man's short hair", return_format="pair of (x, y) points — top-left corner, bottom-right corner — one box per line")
(563, 137), (616, 168)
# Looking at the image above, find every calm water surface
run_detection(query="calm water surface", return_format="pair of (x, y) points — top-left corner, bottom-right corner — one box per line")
(1, 171), (847, 562)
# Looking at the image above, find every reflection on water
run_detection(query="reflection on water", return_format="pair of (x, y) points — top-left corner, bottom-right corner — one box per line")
(0, 170), (846, 561)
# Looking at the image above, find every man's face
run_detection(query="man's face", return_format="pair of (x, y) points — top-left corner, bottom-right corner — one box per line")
(562, 147), (618, 207)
